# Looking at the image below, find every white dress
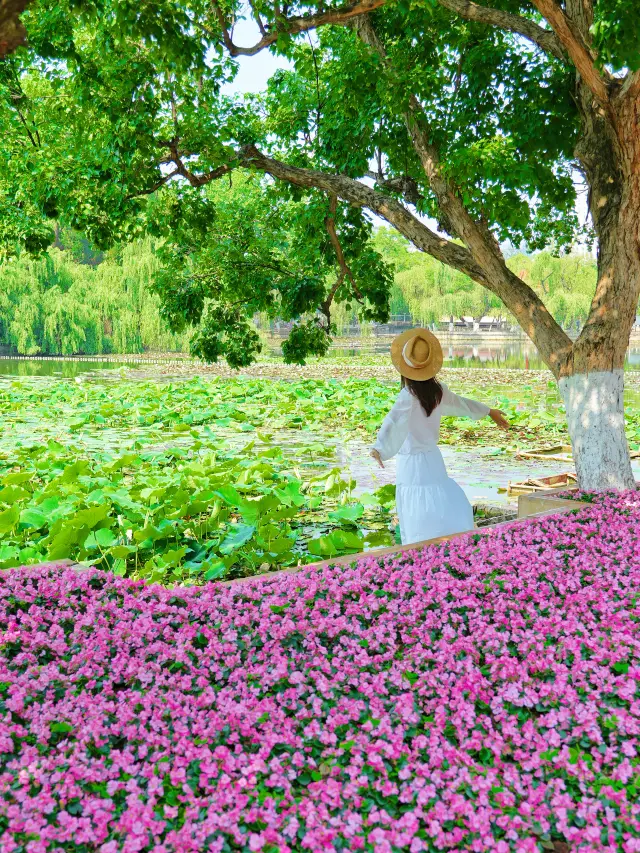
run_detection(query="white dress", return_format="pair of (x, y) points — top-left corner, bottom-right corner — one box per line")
(373, 384), (490, 545)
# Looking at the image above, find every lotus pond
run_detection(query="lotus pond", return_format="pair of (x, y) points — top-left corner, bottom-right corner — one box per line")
(2, 367), (640, 583)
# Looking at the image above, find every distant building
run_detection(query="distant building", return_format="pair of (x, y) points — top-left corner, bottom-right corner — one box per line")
(440, 316), (510, 332)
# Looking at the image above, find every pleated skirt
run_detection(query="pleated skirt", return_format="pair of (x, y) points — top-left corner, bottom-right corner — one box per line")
(395, 448), (474, 545)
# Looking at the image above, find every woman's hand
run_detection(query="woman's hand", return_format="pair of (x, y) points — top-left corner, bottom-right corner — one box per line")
(370, 449), (385, 469)
(489, 409), (510, 431)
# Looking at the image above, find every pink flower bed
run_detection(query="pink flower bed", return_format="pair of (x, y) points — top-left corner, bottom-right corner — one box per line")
(2, 493), (640, 852)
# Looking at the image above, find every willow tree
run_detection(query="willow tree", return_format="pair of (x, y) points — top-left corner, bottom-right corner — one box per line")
(1, 0), (639, 489)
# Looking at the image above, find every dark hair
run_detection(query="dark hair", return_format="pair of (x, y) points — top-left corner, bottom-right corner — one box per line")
(402, 376), (443, 417)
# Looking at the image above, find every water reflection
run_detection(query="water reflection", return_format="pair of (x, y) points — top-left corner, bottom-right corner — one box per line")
(1, 340), (640, 376)
(296, 340), (640, 371)
(0, 359), (134, 378)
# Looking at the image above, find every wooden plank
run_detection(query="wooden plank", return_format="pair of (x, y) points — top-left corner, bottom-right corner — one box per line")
(508, 472), (576, 496)
(518, 487), (581, 519)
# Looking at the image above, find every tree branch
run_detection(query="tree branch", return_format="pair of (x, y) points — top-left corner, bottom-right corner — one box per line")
(365, 171), (425, 207)
(436, 0), (565, 60)
(164, 140), (235, 186)
(237, 145), (491, 285)
(353, 13), (572, 372)
(529, 0), (611, 107)
(135, 141), (572, 373)
(211, 0), (387, 56)
(15, 105), (39, 148)
(616, 69), (640, 104)
(248, 0), (268, 36)
(130, 168), (181, 198)
(320, 271), (345, 325)
(324, 193), (364, 302)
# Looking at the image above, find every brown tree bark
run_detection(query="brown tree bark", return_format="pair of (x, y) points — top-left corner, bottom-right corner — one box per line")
(0, 0), (30, 56)
(546, 0), (640, 489)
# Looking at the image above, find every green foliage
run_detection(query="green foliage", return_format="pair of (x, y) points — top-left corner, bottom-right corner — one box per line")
(0, 0), (632, 364)
(591, 0), (640, 71)
(0, 235), (189, 354)
(375, 228), (599, 328)
(281, 319), (333, 365)
(150, 175), (393, 364)
(190, 306), (263, 369)
(0, 376), (405, 580)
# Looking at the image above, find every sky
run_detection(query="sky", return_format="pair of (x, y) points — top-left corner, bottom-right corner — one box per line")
(220, 19), (290, 95)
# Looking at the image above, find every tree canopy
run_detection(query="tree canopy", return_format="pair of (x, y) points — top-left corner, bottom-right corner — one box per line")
(0, 0), (638, 370)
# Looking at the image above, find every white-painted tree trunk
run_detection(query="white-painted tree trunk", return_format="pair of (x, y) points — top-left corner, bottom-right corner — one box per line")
(559, 369), (635, 491)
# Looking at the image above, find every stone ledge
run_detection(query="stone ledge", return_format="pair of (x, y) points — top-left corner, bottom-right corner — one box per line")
(223, 492), (588, 587)
(517, 485), (581, 519)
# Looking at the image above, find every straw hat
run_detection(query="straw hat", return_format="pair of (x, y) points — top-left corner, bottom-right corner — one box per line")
(390, 328), (443, 380)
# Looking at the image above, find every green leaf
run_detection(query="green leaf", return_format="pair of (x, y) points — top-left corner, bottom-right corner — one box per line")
(19, 508), (48, 529)
(112, 559), (127, 576)
(220, 524), (256, 555)
(328, 503), (364, 525)
(2, 472), (33, 486)
(0, 505), (20, 536)
(374, 484), (396, 506)
(108, 545), (136, 558)
(94, 528), (117, 547)
(0, 544), (20, 567)
(204, 560), (227, 581)
(265, 536), (295, 555)
(50, 721), (73, 734)
(307, 529), (364, 557)
(0, 485), (30, 505)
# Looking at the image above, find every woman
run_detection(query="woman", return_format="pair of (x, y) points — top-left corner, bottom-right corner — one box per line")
(371, 328), (509, 545)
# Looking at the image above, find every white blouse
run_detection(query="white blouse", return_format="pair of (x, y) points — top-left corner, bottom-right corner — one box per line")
(373, 384), (490, 461)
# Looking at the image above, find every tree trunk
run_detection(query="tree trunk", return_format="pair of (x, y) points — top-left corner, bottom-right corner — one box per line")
(559, 370), (634, 490)
(239, 70), (639, 492)
(551, 77), (640, 491)
(0, 0), (30, 56)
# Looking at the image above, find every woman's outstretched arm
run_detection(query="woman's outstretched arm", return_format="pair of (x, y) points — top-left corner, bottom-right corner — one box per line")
(440, 384), (509, 430)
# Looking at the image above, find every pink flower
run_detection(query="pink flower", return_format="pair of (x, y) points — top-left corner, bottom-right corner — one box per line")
(1, 491), (640, 851)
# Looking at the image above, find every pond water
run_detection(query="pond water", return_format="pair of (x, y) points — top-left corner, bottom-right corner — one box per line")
(0, 358), (135, 378)
(2, 356), (640, 511)
(339, 439), (640, 507)
(316, 340), (640, 370)
(2, 340), (640, 375)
